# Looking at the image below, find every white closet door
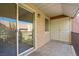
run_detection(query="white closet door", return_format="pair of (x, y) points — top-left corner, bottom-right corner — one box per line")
(51, 19), (60, 41)
(51, 17), (71, 43)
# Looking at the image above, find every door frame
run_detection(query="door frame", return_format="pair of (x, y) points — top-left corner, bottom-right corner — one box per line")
(17, 3), (36, 56)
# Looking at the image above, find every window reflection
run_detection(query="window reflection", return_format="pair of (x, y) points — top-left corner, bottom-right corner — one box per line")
(19, 20), (33, 53)
(19, 7), (33, 54)
(0, 17), (17, 56)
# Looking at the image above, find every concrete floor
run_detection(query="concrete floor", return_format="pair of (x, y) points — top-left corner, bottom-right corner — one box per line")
(29, 40), (76, 56)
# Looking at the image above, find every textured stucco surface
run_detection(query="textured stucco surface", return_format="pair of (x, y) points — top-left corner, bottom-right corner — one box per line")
(72, 16), (79, 33)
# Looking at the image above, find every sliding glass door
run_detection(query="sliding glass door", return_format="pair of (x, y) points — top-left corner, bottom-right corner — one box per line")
(0, 3), (34, 56)
(0, 4), (17, 56)
(18, 6), (34, 54)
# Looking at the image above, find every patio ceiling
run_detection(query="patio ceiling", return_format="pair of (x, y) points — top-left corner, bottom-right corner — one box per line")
(32, 3), (79, 18)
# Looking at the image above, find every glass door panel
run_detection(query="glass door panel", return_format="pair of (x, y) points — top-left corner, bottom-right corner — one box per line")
(0, 4), (17, 56)
(18, 6), (34, 54)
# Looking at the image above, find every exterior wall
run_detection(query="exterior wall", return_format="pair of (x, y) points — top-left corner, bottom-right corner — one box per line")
(50, 17), (71, 43)
(19, 4), (50, 49)
(71, 16), (79, 56)
(72, 16), (79, 33)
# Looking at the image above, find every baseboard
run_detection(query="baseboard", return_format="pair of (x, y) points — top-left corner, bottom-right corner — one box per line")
(51, 40), (71, 45)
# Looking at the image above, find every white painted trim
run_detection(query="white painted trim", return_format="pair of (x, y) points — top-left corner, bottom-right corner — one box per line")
(17, 3), (19, 56)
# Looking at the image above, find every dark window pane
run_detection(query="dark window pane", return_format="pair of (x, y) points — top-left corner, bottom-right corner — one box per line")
(45, 18), (49, 31)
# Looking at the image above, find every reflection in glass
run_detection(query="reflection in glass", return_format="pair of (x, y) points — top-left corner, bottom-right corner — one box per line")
(0, 17), (17, 56)
(0, 4), (17, 56)
(19, 7), (33, 54)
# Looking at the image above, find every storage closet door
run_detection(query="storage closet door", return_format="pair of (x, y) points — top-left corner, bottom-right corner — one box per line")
(50, 17), (71, 43)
